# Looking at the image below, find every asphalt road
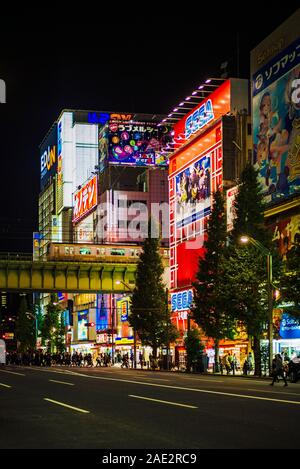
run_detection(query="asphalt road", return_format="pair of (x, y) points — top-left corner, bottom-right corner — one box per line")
(0, 365), (299, 449)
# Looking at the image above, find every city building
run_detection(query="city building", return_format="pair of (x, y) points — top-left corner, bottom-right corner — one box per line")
(251, 9), (300, 358)
(167, 78), (252, 368)
(37, 109), (172, 360)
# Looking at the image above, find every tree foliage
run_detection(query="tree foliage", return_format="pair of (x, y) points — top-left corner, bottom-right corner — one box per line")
(223, 163), (280, 375)
(129, 222), (178, 358)
(281, 240), (300, 316)
(192, 189), (235, 369)
(40, 294), (65, 353)
(15, 296), (36, 352)
(184, 327), (204, 372)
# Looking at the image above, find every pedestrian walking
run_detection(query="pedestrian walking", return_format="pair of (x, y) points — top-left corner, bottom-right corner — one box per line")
(270, 354), (288, 386)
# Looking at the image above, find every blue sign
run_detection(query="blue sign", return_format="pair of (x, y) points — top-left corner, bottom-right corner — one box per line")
(171, 290), (193, 312)
(88, 112), (110, 125)
(253, 37), (300, 97)
(185, 99), (214, 139)
(279, 313), (300, 339)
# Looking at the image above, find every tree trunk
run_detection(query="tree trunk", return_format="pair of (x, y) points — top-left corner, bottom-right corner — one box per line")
(253, 335), (261, 376)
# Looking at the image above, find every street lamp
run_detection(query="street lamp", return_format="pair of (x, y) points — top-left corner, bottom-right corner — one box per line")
(240, 235), (273, 375)
(115, 280), (136, 369)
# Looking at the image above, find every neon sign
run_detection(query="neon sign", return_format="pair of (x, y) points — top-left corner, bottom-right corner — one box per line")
(185, 99), (214, 139)
(73, 175), (98, 223)
(171, 289), (193, 312)
(88, 112), (133, 125)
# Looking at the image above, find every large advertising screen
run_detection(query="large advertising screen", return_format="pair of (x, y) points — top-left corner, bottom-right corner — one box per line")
(175, 153), (211, 228)
(40, 124), (57, 191)
(73, 175), (98, 223)
(78, 310), (88, 340)
(253, 37), (300, 205)
(100, 121), (171, 168)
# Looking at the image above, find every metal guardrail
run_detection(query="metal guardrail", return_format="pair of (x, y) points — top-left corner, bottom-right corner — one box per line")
(0, 252), (33, 261)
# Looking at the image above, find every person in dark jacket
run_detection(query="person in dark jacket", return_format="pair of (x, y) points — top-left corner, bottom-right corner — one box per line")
(270, 354), (288, 386)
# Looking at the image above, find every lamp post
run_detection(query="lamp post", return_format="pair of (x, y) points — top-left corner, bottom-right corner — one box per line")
(115, 280), (136, 369)
(240, 235), (273, 375)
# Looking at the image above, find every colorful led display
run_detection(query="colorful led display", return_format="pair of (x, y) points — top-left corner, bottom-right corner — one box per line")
(78, 310), (88, 340)
(99, 121), (171, 168)
(175, 153), (211, 228)
(252, 37), (300, 205)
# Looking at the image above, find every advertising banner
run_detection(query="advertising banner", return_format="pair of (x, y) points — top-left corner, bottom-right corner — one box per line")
(33, 232), (41, 261)
(102, 121), (171, 167)
(73, 175), (98, 223)
(269, 213), (300, 258)
(279, 313), (300, 339)
(78, 310), (88, 340)
(252, 37), (300, 205)
(0, 339), (6, 364)
(175, 153), (211, 228)
(226, 186), (239, 231)
(40, 124), (57, 191)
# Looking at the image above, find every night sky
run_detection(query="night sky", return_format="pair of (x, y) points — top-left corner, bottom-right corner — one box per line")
(0, 8), (298, 252)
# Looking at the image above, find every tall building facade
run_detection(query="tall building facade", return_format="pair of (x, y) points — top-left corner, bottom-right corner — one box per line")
(251, 9), (300, 358)
(167, 78), (252, 368)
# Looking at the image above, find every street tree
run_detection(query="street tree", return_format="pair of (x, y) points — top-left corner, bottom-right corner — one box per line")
(184, 327), (204, 373)
(223, 163), (280, 375)
(192, 188), (235, 371)
(40, 294), (64, 353)
(15, 295), (36, 352)
(129, 220), (178, 361)
(281, 239), (300, 315)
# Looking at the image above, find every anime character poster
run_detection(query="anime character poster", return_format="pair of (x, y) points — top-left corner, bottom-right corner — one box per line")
(268, 213), (300, 258)
(175, 153), (211, 228)
(253, 38), (300, 205)
(78, 310), (88, 340)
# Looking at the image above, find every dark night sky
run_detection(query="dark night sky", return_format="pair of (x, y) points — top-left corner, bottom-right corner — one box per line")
(0, 8), (298, 252)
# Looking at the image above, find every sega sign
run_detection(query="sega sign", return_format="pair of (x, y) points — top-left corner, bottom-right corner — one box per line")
(171, 289), (193, 312)
(185, 99), (214, 139)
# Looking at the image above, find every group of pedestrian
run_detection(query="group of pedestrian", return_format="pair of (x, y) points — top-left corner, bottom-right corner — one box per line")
(6, 351), (94, 367)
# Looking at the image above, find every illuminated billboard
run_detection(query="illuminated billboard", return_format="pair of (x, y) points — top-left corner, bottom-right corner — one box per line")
(226, 186), (238, 231)
(40, 124), (57, 190)
(174, 81), (231, 148)
(78, 310), (88, 340)
(252, 37), (300, 205)
(175, 153), (211, 228)
(73, 175), (98, 223)
(100, 121), (171, 168)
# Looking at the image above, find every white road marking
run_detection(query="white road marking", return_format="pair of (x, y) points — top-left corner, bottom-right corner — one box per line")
(67, 371), (300, 406)
(181, 377), (224, 383)
(0, 382), (12, 388)
(134, 375), (170, 381)
(129, 394), (198, 409)
(44, 398), (90, 413)
(0, 369), (25, 376)
(49, 379), (75, 386)
(247, 388), (300, 397)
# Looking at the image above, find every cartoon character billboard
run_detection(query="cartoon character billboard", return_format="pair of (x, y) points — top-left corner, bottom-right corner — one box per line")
(78, 310), (88, 340)
(102, 121), (171, 167)
(175, 153), (211, 228)
(252, 37), (300, 205)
